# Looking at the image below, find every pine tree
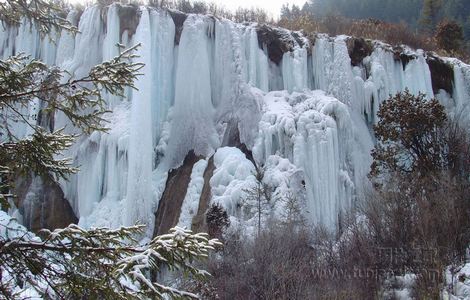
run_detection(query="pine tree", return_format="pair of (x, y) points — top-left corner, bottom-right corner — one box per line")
(242, 167), (271, 236)
(0, 213), (220, 299)
(206, 203), (230, 239)
(419, 0), (443, 32)
(0, 0), (221, 298)
(280, 4), (291, 21)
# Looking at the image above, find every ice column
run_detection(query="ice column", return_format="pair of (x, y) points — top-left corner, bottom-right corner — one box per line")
(102, 4), (122, 109)
(150, 10), (175, 145)
(166, 15), (217, 167)
(125, 7), (154, 226)
(282, 47), (309, 92)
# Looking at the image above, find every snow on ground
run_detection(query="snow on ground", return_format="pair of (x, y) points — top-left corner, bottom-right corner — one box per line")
(382, 273), (417, 300)
(444, 263), (470, 299)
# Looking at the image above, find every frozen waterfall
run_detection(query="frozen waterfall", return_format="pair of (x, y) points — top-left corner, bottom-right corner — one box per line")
(2, 4), (470, 233)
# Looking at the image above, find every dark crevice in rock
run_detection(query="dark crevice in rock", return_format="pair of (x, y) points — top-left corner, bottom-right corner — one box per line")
(118, 4), (141, 40)
(291, 31), (305, 48)
(427, 55), (454, 96)
(206, 16), (216, 39)
(305, 33), (316, 56)
(222, 121), (256, 166)
(256, 24), (294, 65)
(14, 175), (78, 233)
(169, 10), (187, 45)
(153, 150), (202, 236)
(191, 156), (215, 233)
(238, 143), (256, 167)
(393, 46), (415, 70)
(346, 37), (373, 66)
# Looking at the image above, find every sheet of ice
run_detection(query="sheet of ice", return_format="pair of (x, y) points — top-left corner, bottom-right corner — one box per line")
(61, 7), (175, 229)
(282, 46), (309, 92)
(209, 147), (259, 235)
(125, 7), (154, 226)
(312, 36), (435, 126)
(452, 60), (470, 118)
(209, 148), (307, 235)
(150, 9), (175, 145)
(62, 6), (103, 79)
(102, 4), (122, 109)
(55, 6), (104, 135)
(165, 15), (218, 168)
(312, 36), (355, 105)
(243, 26), (269, 92)
(0, 22), (16, 59)
(211, 19), (264, 148)
(177, 159), (208, 229)
(63, 102), (130, 219)
(56, 11), (79, 65)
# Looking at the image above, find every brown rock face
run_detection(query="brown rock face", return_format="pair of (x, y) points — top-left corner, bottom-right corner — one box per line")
(392, 46), (415, 70)
(117, 4), (141, 39)
(191, 156), (215, 233)
(222, 121), (256, 166)
(256, 24), (294, 65)
(13, 176), (78, 233)
(153, 151), (202, 236)
(169, 10), (187, 45)
(189, 123), (259, 234)
(346, 37), (373, 66)
(427, 55), (454, 96)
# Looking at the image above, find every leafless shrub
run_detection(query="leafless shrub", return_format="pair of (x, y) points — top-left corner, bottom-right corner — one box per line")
(204, 222), (317, 300)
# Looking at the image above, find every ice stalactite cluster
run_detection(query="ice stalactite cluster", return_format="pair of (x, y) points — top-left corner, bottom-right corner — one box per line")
(252, 90), (356, 228)
(2, 4), (470, 233)
(312, 36), (435, 123)
(451, 59), (470, 115)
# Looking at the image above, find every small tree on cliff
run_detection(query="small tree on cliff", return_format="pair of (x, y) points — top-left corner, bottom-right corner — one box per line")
(0, 0), (220, 298)
(243, 167), (272, 236)
(206, 203), (230, 239)
(370, 89), (470, 181)
(369, 89), (448, 179)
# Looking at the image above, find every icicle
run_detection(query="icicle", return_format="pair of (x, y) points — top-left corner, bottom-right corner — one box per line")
(102, 4), (121, 109)
(165, 15), (217, 168)
(125, 7), (154, 226)
(150, 9), (175, 146)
